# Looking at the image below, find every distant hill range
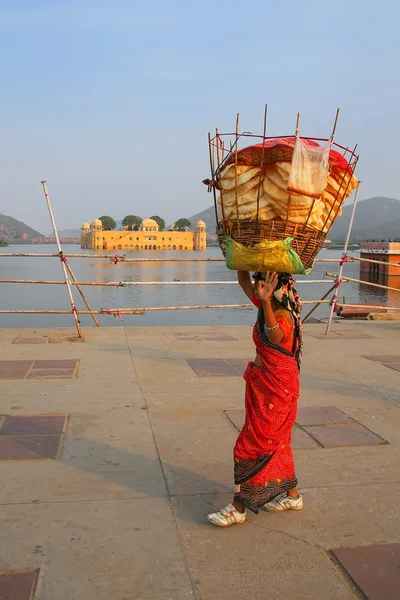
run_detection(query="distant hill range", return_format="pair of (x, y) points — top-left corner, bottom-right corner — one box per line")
(51, 228), (81, 238)
(188, 206), (218, 238)
(189, 197), (400, 243)
(328, 197), (400, 242)
(51, 196), (400, 244)
(0, 213), (43, 242)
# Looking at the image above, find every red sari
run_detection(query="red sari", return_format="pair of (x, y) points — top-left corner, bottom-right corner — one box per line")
(234, 298), (300, 513)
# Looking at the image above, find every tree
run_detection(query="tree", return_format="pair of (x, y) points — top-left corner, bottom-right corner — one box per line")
(122, 215), (142, 231)
(174, 218), (191, 231)
(99, 216), (116, 231)
(150, 215), (165, 231)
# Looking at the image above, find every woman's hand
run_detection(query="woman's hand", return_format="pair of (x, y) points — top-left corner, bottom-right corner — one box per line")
(257, 272), (278, 302)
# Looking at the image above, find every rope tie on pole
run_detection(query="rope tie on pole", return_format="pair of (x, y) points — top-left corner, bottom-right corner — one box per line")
(329, 276), (342, 312)
(106, 308), (123, 321)
(340, 252), (347, 266)
(59, 251), (68, 264)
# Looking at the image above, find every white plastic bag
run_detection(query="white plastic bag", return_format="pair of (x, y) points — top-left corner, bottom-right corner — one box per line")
(288, 138), (330, 199)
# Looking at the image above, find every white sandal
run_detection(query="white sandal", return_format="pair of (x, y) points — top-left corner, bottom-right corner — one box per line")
(207, 503), (246, 527)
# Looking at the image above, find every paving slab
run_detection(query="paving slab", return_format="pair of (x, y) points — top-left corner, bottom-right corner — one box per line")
(186, 358), (241, 377)
(296, 406), (355, 426)
(304, 423), (387, 448)
(332, 543), (400, 600)
(225, 357), (251, 375)
(0, 361), (33, 379)
(0, 415), (67, 435)
(0, 569), (39, 600)
(0, 434), (62, 460)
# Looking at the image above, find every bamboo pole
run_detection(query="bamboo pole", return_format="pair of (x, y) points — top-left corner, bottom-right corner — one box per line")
(336, 303), (400, 311)
(234, 112), (241, 232)
(302, 284), (338, 323)
(208, 132), (219, 229)
(41, 181), (83, 337)
(295, 112), (300, 137)
(330, 108), (340, 142)
(352, 256), (400, 269)
(325, 272), (400, 294)
(0, 298), (334, 316)
(215, 128), (227, 235)
(256, 104), (268, 225)
(0, 279), (335, 286)
(64, 261), (100, 327)
(0, 254), (346, 263)
(322, 143), (358, 231)
(325, 184), (361, 335)
(302, 110), (341, 233)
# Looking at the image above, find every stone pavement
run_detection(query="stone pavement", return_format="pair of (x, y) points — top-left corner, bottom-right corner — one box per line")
(0, 321), (399, 600)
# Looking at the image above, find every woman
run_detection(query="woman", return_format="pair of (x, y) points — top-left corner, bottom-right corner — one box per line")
(208, 270), (303, 526)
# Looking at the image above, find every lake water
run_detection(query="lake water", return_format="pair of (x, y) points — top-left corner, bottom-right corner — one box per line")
(0, 245), (399, 329)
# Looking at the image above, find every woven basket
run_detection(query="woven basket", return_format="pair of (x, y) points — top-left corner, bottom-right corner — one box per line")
(217, 218), (327, 270)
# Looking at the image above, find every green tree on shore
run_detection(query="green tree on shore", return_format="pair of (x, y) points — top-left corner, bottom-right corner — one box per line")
(122, 215), (142, 230)
(99, 216), (116, 230)
(150, 215), (165, 231)
(174, 218), (191, 231)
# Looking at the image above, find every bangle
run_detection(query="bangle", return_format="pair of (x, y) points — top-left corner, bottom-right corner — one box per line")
(265, 323), (280, 332)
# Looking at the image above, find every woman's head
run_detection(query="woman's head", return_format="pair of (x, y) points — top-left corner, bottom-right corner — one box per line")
(252, 271), (302, 316)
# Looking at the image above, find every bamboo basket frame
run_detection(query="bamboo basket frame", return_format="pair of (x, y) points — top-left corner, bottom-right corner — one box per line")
(208, 116), (359, 270)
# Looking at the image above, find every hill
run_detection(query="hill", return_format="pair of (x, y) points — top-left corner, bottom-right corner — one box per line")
(52, 228), (81, 238)
(188, 197), (400, 242)
(188, 206), (217, 237)
(0, 213), (43, 242)
(329, 197), (400, 242)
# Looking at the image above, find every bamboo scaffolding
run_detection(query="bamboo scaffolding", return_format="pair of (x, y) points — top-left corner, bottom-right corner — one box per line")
(325, 184), (361, 334)
(0, 299), (333, 316)
(0, 254), (350, 263)
(325, 272), (400, 294)
(41, 181), (83, 338)
(64, 261), (100, 327)
(302, 284), (339, 323)
(0, 279), (338, 286)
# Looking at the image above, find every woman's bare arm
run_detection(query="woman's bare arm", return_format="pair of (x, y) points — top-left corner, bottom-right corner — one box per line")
(237, 270), (254, 301)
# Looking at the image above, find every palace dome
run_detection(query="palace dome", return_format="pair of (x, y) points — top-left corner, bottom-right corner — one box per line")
(92, 218), (102, 228)
(81, 222), (90, 230)
(141, 218), (158, 227)
(196, 220), (206, 227)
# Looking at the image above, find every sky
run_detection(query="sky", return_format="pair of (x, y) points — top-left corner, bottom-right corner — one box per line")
(0, 0), (399, 234)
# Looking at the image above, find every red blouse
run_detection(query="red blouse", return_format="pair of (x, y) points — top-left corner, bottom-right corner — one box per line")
(252, 295), (294, 353)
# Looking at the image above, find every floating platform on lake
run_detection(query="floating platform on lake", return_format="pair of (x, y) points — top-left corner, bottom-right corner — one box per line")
(337, 305), (388, 319)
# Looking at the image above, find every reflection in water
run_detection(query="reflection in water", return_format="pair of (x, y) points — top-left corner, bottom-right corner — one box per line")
(0, 245), (399, 328)
(359, 271), (400, 306)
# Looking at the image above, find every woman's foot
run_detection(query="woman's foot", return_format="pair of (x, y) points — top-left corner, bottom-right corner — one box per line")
(263, 492), (304, 512)
(207, 503), (247, 527)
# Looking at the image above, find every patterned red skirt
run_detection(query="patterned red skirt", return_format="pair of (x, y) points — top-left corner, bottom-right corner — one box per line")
(234, 325), (300, 513)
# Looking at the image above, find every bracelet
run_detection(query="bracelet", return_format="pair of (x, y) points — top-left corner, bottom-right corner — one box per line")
(265, 323), (280, 332)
